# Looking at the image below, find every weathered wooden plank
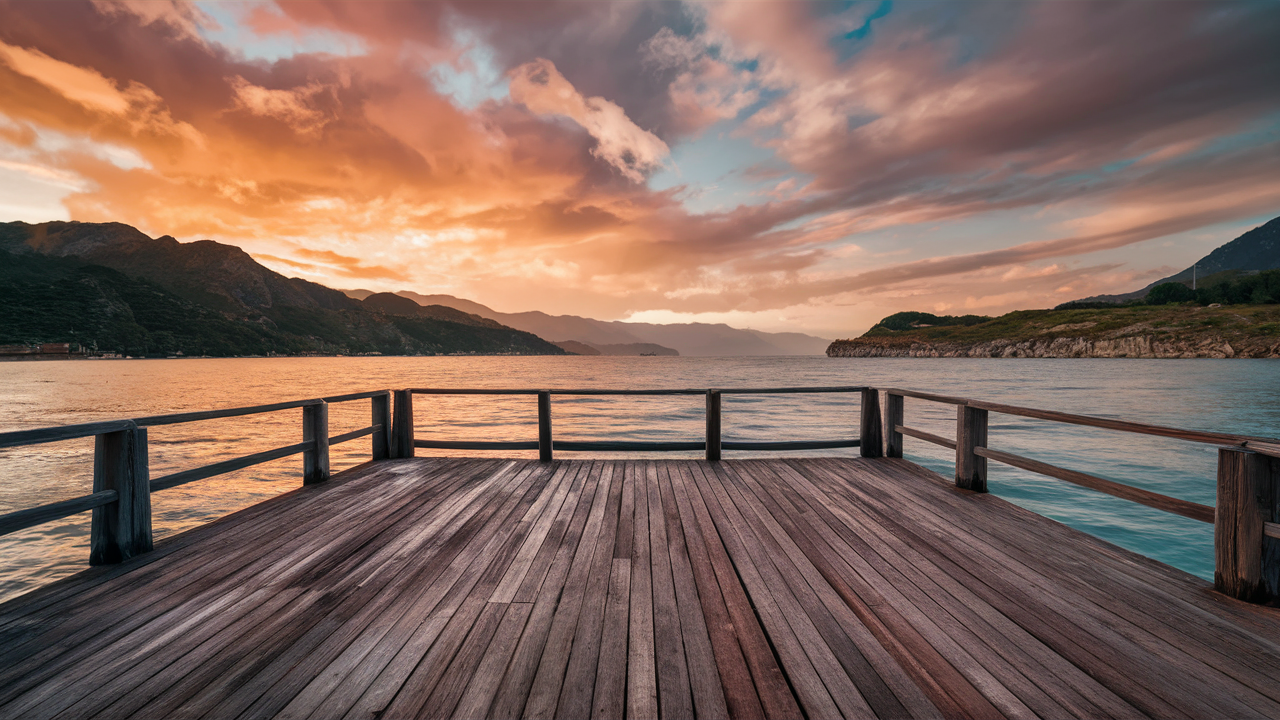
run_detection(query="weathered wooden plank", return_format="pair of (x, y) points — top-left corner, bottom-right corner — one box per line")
(590, 559), (631, 720)
(809, 457), (1265, 719)
(520, 462), (617, 720)
(645, 462), (695, 720)
(276, 463), (554, 720)
(657, 462), (730, 719)
(625, 462), (658, 720)
(485, 463), (604, 719)
(0, 459), (442, 635)
(168, 460), (530, 720)
(449, 601), (534, 720)
(770, 459), (1133, 720)
(860, 458), (1280, 711)
(5, 456), (1280, 720)
(155, 460), (520, 719)
(591, 465), (634, 719)
(0, 461), (471, 712)
(669, 462), (764, 720)
(760, 460), (1088, 719)
(6, 461), (481, 718)
(345, 463), (557, 720)
(555, 461), (626, 719)
(697, 461), (843, 719)
(419, 601), (509, 719)
(737, 459), (951, 720)
(681, 463), (803, 720)
(720, 461), (906, 720)
(489, 462), (575, 603)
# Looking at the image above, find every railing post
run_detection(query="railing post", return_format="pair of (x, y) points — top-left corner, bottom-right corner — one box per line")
(538, 391), (553, 462)
(1215, 448), (1279, 603)
(90, 425), (152, 564)
(392, 389), (415, 459)
(303, 401), (330, 484)
(860, 388), (883, 458)
(955, 405), (988, 492)
(884, 391), (904, 458)
(371, 391), (391, 461)
(706, 390), (722, 462)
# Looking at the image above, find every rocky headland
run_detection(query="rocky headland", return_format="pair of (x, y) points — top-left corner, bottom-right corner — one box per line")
(827, 306), (1280, 359)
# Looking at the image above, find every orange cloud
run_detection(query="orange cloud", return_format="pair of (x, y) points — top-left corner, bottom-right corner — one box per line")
(0, 1), (1277, 337)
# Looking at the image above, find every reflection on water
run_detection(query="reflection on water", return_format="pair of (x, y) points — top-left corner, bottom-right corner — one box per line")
(1, 356), (1277, 602)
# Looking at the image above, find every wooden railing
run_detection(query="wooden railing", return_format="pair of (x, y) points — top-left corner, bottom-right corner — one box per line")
(0, 390), (391, 565)
(400, 386), (875, 461)
(882, 388), (1280, 604)
(2, 384), (1277, 605)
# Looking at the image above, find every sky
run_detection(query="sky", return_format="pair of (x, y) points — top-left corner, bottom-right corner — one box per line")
(1, 1), (1278, 338)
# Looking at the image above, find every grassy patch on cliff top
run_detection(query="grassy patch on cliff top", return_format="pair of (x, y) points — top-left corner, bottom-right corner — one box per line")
(853, 304), (1280, 345)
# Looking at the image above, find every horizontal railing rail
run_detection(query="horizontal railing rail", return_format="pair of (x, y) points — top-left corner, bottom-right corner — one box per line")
(402, 386), (876, 462)
(882, 387), (1280, 603)
(0, 390), (394, 566)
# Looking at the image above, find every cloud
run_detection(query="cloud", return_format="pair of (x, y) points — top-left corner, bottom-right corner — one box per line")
(509, 58), (668, 182)
(228, 76), (332, 137)
(1, 0), (1278, 336)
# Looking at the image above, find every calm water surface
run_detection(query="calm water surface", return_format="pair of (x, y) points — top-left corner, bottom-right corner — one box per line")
(1, 356), (1277, 603)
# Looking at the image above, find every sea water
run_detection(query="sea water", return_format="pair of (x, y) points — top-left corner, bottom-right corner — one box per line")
(1, 356), (1277, 603)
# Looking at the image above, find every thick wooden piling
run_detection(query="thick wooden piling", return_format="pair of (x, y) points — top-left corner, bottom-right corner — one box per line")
(538, 390), (553, 462)
(955, 405), (988, 492)
(884, 391), (904, 458)
(860, 388), (883, 458)
(1215, 447), (1280, 602)
(89, 427), (151, 564)
(392, 389), (415, 458)
(372, 392), (391, 461)
(303, 402), (330, 485)
(706, 390), (722, 461)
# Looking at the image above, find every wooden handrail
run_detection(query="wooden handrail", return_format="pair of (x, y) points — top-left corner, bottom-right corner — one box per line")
(974, 446), (1215, 523)
(897, 424), (956, 450)
(0, 420), (136, 448)
(883, 387), (1280, 450)
(133, 398), (323, 427)
(408, 386), (866, 396)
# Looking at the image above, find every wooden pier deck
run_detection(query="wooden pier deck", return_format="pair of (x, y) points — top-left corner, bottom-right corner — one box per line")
(2, 456), (1279, 720)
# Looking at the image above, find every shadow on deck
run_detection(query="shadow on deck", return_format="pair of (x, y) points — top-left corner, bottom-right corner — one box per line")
(1, 457), (1279, 719)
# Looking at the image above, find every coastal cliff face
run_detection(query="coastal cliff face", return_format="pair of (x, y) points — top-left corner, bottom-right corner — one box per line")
(827, 305), (1280, 358)
(827, 334), (1280, 358)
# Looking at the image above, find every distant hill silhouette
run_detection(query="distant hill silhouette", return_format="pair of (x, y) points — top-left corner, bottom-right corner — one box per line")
(342, 290), (831, 356)
(1068, 214), (1280, 305)
(0, 221), (565, 357)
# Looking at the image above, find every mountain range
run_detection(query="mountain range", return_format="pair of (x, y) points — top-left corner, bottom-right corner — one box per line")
(1068, 215), (1280, 305)
(342, 289), (830, 356)
(0, 220), (828, 358)
(0, 221), (563, 357)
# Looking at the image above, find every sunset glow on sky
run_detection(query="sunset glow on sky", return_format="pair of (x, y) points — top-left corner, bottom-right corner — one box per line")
(1, 1), (1278, 336)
